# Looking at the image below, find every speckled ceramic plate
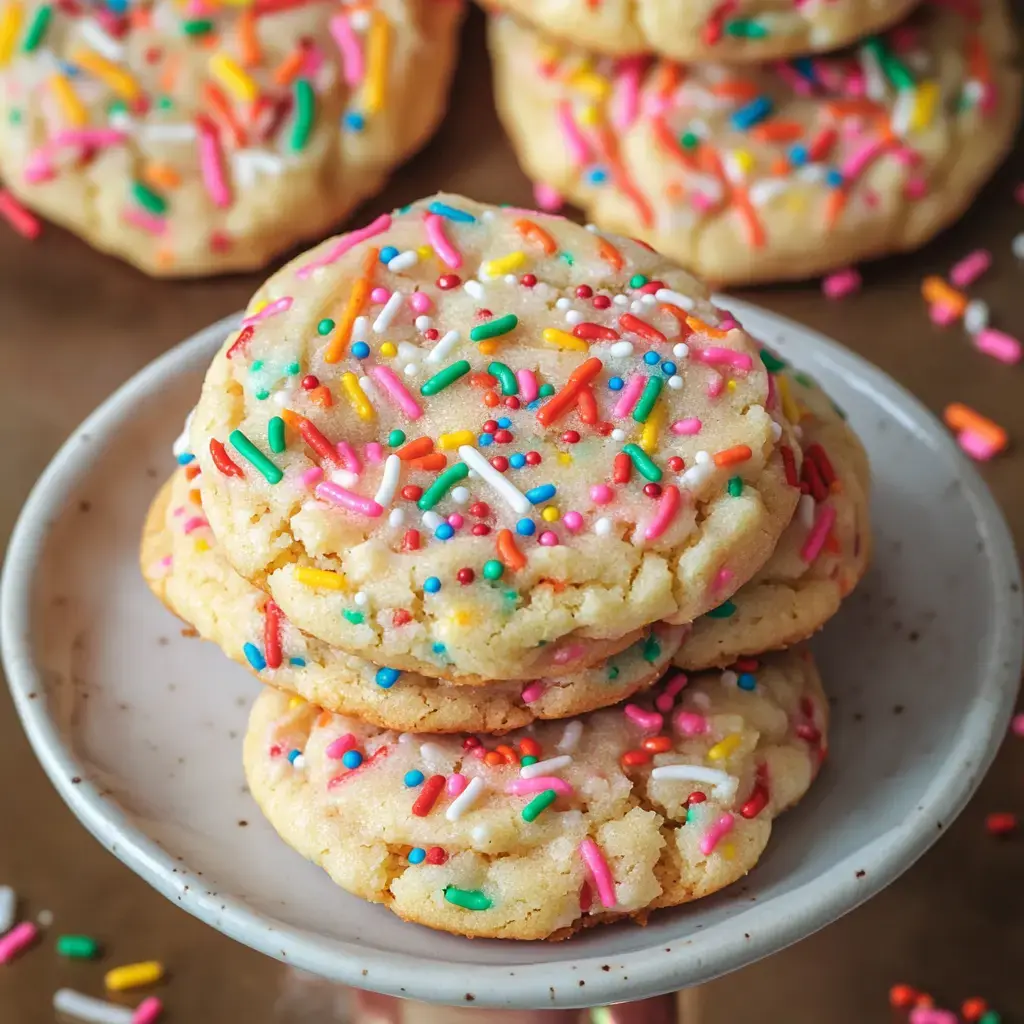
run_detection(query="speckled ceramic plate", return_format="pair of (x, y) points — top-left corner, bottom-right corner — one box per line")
(3, 306), (1021, 1010)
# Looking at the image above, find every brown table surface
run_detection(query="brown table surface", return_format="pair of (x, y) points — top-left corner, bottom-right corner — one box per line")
(1, 9), (1022, 1022)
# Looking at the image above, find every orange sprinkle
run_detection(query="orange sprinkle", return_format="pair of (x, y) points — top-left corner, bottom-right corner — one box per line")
(731, 185), (766, 249)
(470, 372), (498, 389)
(237, 8), (261, 68)
(651, 117), (700, 170)
(202, 82), (246, 147)
(484, 751), (505, 767)
(518, 737), (541, 757)
(714, 445), (753, 468)
(143, 162), (181, 190)
(495, 744), (519, 765)
(596, 235), (623, 271)
(496, 529), (527, 571)
(308, 385), (333, 408)
(751, 120), (805, 144)
(272, 44), (306, 87)
(477, 339), (500, 356)
(967, 34), (990, 85)
(279, 409), (302, 429)
(944, 403), (1007, 449)
(596, 125), (653, 228)
(651, 61), (682, 98)
(660, 304), (693, 336)
(316, 710), (333, 728)
(685, 316), (728, 339)
(159, 51), (181, 94)
(408, 453), (447, 472)
(184, 463), (201, 481)
(824, 99), (886, 119)
(514, 218), (557, 254)
(824, 188), (848, 229)
(642, 736), (673, 753)
(325, 247), (377, 363)
(396, 436), (434, 461)
(922, 276), (967, 316)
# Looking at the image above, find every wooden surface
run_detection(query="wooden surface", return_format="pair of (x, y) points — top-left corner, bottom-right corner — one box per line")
(1, 9), (1022, 1021)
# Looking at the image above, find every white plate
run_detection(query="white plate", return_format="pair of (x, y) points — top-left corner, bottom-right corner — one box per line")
(2, 304), (1021, 1010)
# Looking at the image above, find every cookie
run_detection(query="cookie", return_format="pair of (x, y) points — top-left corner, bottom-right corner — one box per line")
(141, 470), (687, 732)
(244, 646), (828, 940)
(675, 363), (870, 668)
(489, 1), (1022, 285)
(480, 0), (920, 65)
(0, 0), (463, 275)
(189, 193), (801, 683)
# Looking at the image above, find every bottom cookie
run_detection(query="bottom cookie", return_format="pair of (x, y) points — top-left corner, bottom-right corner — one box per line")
(244, 647), (828, 940)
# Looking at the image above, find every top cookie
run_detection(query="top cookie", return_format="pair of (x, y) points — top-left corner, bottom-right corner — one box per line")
(481, 0), (920, 64)
(0, 0), (463, 275)
(190, 194), (800, 683)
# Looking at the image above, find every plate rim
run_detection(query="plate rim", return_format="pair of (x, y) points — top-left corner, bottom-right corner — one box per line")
(2, 302), (1021, 1009)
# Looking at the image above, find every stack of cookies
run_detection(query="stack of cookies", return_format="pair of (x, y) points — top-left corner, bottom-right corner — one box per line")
(140, 194), (870, 939)
(485, 0), (1022, 285)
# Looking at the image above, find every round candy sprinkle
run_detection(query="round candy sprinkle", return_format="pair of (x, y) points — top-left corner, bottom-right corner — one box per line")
(342, 750), (363, 769)
(404, 770), (425, 787)
(483, 559), (503, 580)
(317, 318), (335, 336)
(352, 342), (370, 359)
(424, 577), (441, 593)
(387, 429), (406, 447)
(375, 666), (401, 689)
(408, 847), (426, 864)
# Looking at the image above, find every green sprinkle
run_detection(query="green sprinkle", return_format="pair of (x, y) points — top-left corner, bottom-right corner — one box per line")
(285, 361), (300, 375)
(229, 429), (283, 484)
(629, 274), (648, 289)
(680, 130), (699, 150)
(487, 361), (518, 396)
(131, 180), (166, 216)
(863, 37), (914, 90)
(727, 476), (743, 497)
(520, 755), (538, 767)
(482, 559), (504, 581)
(631, 376), (663, 423)
(443, 886), (492, 911)
(642, 633), (661, 663)
(724, 17), (768, 38)
(559, 251), (574, 267)
(622, 443), (662, 482)
(181, 17), (214, 34)
(289, 78), (315, 153)
(8, 109), (21, 124)
(794, 372), (815, 388)
(387, 429), (406, 447)
(470, 313), (518, 342)
(758, 349), (786, 372)
(255, 389), (269, 401)
(706, 600), (737, 619)
(343, 609), (365, 624)
(268, 416), (286, 454)
(252, 360), (264, 372)
(608, 665), (620, 680)
(538, 383), (555, 398)
(21, 4), (52, 52)
(56, 935), (100, 959)
(522, 789), (557, 822)
(978, 1013), (1001, 1024)
(317, 318), (335, 336)
(156, 95), (174, 111)
(420, 359), (470, 397)
(418, 462), (469, 511)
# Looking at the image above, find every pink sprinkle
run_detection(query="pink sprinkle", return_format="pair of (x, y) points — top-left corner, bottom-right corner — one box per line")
(1010, 713), (1024, 736)
(516, 369), (539, 402)
(123, 207), (167, 236)
(929, 302), (959, 327)
(623, 703), (663, 732)
(132, 997), (164, 1024)
(158, 555), (172, 568)
(655, 671), (688, 713)
(521, 682), (545, 703)
(705, 372), (724, 398)
(909, 1011), (958, 1024)
(552, 642), (584, 665)
(197, 118), (231, 209)
(538, 530), (559, 547)
(717, 316), (739, 332)
(329, 12), (364, 87)
(336, 441), (362, 473)
(241, 296), (292, 328)
(409, 291), (432, 314)
(699, 812), (735, 856)
(611, 57), (642, 130)
(690, 192), (715, 214)
(447, 513), (464, 529)
(182, 516), (208, 534)
(904, 177), (928, 200)
(800, 504), (837, 563)
(645, 484), (682, 541)
(315, 481), (384, 517)
(694, 346), (754, 373)
(300, 466), (324, 487)
(556, 100), (591, 167)
(712, 567), (734, 594)
(326, 734), (357, 759)
(957, 428), (1002, 461)
(612, 373), (647, 418)
(973, 328), (1022, 365)
(423, 212), (462, 270)
(370, 365), (423, 420)
(562, 510), (584, 532)
(675, 711), (707, 736)
(446, 773), (468, 797)
(590, 483), (614, 504)
(671, 418), (702, 436)
(822, 267), (861, 299)
(533, 183), (563, 213)
(950, 249), (992, 288)
(297, 213), (391, 278)
(579, 839), (617, 908)
(363, 441), (383, 464)
(0, 921), (37, 964)
(370, 286), (390, 304)
(506, 777), (574, 796)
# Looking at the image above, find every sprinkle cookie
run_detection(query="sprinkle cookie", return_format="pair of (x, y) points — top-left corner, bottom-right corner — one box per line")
(0, 0), (463, 275)
(675, 363), (870, 668)
(141, 471), (686, 732)
(480, 0), (920, 65)
(189, 194), (801, 683)
(244, 646), (828, 939)
(489, 1), (1023, 285)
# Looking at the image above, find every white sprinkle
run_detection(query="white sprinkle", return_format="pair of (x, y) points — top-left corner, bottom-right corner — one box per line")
(0, 886), (15, 934)
(418, 741), (447, 765)
(352, 315), (369, 344)
(504, 274), (517, 285)
(139, 122), (196, 144)
(421, 510), (443, 531)
(446, 776), (486, 821)
(388, 508), (405, 528)
(641, 293), (658, 307)
(271, 390), (293, 407)
(414, 315), (433, 332)
(629, 299), (646, 314)
(1012, 233), (1024, 261)
(720, 670), (739, 689)
(36, 909), (53, 928)
(387, 250), (418, 273)
(451, 486), (470, 505)
(673, 342), (690, 358)
(349, 7), (371, 29)
(358, 374), (380, 401)
(565, 310), (584, 325)
(690, 691), (712, 709)
(330, 468), (359, 488)
(799, 493), (816, 529)
(53, 989), (134, 1024)
(520, 755), (573, 779)
(889, 87), (916, 138)
(963, 299), (990, 335)
(668, 375), (683, 390)
(696, 451), (712, 465)
(291, 754), (306, 770)
(556, 720), (583, 752)
(612, 294), (630, 307)
(464, 279), (485, 299)
(372, 291), (403, 333)
(403, 364), (417, 376)
(458, 446), (530, 514)
(650, 765), (738, 801)
(373, 454), (401, 507)
(555, 297), (572, 310)
(78, 19), (123, 60)
(425, 329), (461, 364)
(594, 517), (613, 536)
(611, 428), (626, 442)
(609, 341), (634, 358)
(471, 824), (492, 844)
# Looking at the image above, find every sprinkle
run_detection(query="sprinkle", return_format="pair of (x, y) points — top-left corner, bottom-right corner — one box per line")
(373, 454), (401, 507)
(361, 11), (389, 113)
(507, 777), (574, 798)
(521, 789), (558, 821)
(645, 484), (681, 541)
(525, 483), (556, 504)
(922, 276), (967, 319)
(0, 886), (13, 934)
(105, 961), (163, 992)
(425, 329), (462, 364)
(707, 734), (742, 761)
(460, 447), (531, 514)
(418, 462), (469, 511)
(0, 3), (22, 67)
(822, 268), (862, 299)
(195, 116), (230, 209)
(514, 218), (557, 253)
(229, 430), (282, 483)
(542, 327), (588, 352)
(446, 776), (485, 821)
(622, 443), (662, 482)
(624, 704), (663, 731)
(209, 52), (257, 103)
(654, 288), (695, 312)
(985, 812), (1017, 836)
(52, 990), (134, 1024)
(496, 529), (527, 571)
(484, 251), (526, 277)
(632, 376), (663, 423)
(471, 313), (518, 343)
(944, 403), (1007, 458)
(243, 642), (266, 671)
(71, 46), (139, 100)
(370, 366), (423, 420)
(612, 373), (647, 418)
(950, 250), (992, 288)
(973, 328), (1022, 365)
(800, 505), (837, 563)
(618, 313), (666, 345)
(0, 189), (41, 239)
(0, 921), (36, 963)
(443, 887), (492, 911)
(411, 774), (445, 816)
(295, 566), (346, 590)
(373, 291), (404, 334)
(316, 481), (384, 517)
(209, 438), (244, 478)
(428, 201), (476, 222)
(699, 813), (735, 855)
(536, 357), (603, 427)
(267, 416), (286, 454)
(731, 95), (773, 130)
(423, 212), (462, 269)
(579, 838), (616, 909)
(299, 214), (392, 279)
(336, 372), (373, 421)
(57, 935), (101, 959)
(713, 445), (752, 468)
(421, 360), (470, 396)
(650, 765), (737, 801)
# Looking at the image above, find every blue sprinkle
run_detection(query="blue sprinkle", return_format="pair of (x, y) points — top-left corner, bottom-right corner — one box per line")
(509, 453), (526, 469)
(788, 144), (808, 167)
(608, 377), (624, 391)
(791, 56), (816, 83)
(424, 576), (441, 594)
(662, 361), (677, 375)
(289, 657), (306, 667)
(525, 483), (556, 505)
(342, 750), (363, 770)
(380, 246), (399, 264)
(375, 666), (401, 689)
(404, 770), (425, 787)
(242, 643), (266, 671)
(478, 433), (494, 447)
(352, 341), (370, 359)
(427, 201), (476, 223)
(737, 673), (757, 691)
(826, 168), (844, 189)
(432, 641), (447, 655)
(586, 167), (608, 185)
(730, 95), (773, 131)
(526, 399), (541, 410)
(176, 451), (195, 465)
(435, 523), (455, 541)
(287, 748), (302, 765)
(497, 417), (512, 429)
(408, 847), (426, 864)
(342, 111), (365, 132)
(516, 517), (536, 536)
(644, 351), (660, 365)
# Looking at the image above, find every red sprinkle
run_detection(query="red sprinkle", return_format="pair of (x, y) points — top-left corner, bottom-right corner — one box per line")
(456, 568), (475, 585)
(437, 274), (460, 289)
(0, 189), (42, 240)
(401, 485), (423, 501)
(613, 452), (632, 484)
(411, 774), (446, 816)
(210, 438), (244, 477)
(806, 443), (836, 486)
(426, 846), (448, 865)
(298, 417), (339, 465)
(573, 322), (619, 341)
(889, 985), (918, 1009)
(392, 609), (412, 627)
(263, 601), (283, 670)
(301, 375), (319, 390)
(469, 502), (490, 518)
(618, 312), (667, 345)
(402, 529), (420, 551)
(781, 444), (798, 488)
(225, 324), (254, 359)
(986, 812), (1018, 836)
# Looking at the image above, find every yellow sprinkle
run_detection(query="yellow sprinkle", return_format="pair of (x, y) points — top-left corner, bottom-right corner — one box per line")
(50, 73), (87, 127)
(0, 2), (23, 67)
(193, 539), (209, 553)
(451, 610), (475, 626)
(726, 379), (737, 393)
(707, 734), (741, 761)
(105, 961), (164, 992)
(379, 341), (397, 357)
(416, 245), (432, 259)
(557, 452), (573, 465)
(640, 400), (665, 454)
(776, 374), (801, 426)
(340, 372), (374, 421)
(567, 68), (611, 100)
(362, 10), (389, 114)
(72, 47), (140, 101)
(226, 380), (243, 397)
(541, 506), (559, 522)
(438, 430), (474, 450)
(477, 339), (500, 356)
(732, 149), (754, 174)
(483, 251), (526, 277)
(542, 328), (588, 352)
(295, 566), (347, 591)
(720, 843), (736, 861)
(578, 103), (599, 128)
(251, 298), (268, 315)
(288, 696), (305, 709)
(910, 80), (939, 132)
(209, 51), (257, 103)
